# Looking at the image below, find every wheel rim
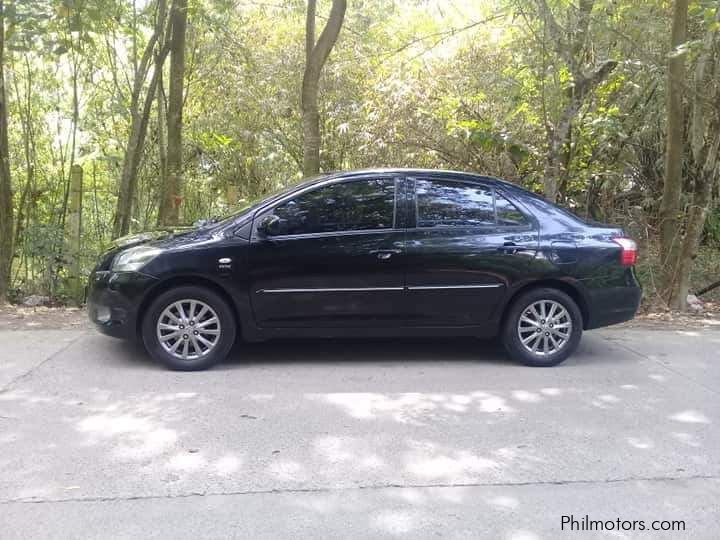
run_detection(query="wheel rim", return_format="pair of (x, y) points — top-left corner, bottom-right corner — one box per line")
(156, 299), (221, 361)
(517, 299), (572, 357)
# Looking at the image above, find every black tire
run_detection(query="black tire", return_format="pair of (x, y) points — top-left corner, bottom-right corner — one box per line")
(142, 286), (236, 371)
(502, 287), (583, 367)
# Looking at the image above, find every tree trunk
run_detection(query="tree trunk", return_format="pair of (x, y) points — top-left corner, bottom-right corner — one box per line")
(544, 111), (574, 201)
(12, 54), (34, 261)
(113, 0), (169, 238)
(113, 62), (168, 238)
(301, 0), (346, 177)
(0, 0), (14, 303)
(672, 163), (715, 309)
(658, 0), (688, 300)
(158, 0), (188, 226)
(65, 164), (83, 305)
(669, 7), (720, 309)
(157, 69), (168, 215)
(114, 111), (146, 238)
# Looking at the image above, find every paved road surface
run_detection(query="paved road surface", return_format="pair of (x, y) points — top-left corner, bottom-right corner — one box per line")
(1, 326), (718, 539)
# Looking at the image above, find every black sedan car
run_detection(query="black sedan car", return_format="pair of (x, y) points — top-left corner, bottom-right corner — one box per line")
(88, 169), (641, 370)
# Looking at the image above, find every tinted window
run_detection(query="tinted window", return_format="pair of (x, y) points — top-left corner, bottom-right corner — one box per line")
(495, 192), (529, 226)
(416, 179), (494, 227)
(273, 178), (395, 235)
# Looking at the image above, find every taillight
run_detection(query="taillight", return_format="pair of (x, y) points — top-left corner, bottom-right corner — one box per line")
(613, 237), (638, 266)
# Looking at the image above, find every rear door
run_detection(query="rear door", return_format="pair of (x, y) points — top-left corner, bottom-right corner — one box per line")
(404, 176), (538, 325)
(248, 176), (408, 328)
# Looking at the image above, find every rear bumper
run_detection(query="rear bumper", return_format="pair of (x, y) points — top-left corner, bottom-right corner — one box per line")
(585, 285), (642, 330)
(87, 270), (158, 340)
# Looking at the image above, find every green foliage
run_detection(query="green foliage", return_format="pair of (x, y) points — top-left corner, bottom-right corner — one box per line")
(3, 0), (719, 304)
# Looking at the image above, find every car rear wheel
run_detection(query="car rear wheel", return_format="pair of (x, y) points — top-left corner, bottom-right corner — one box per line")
(502, 288), (582, 367)
(142, 286), (236, 371)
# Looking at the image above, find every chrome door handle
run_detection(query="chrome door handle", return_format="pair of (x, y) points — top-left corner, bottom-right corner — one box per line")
(371, 249), (401, 260)
(498, 242), (526, 254)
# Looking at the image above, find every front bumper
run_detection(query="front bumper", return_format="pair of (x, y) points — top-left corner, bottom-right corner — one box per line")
(87, 270), (159, 340)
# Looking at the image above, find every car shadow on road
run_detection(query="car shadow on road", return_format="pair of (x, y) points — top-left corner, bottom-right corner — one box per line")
(225, 337), (510, 367)
(107, 332), (623, 371)
(107, 335), (510, 370)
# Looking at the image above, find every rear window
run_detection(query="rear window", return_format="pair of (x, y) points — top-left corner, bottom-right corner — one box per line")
(504, 185), (585, 225)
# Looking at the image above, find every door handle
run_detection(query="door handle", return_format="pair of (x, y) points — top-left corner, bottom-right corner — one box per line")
(498, 242), (526, 254)
(370, 249), (401, 260)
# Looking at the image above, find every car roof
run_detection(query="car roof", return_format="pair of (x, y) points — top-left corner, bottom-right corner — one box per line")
(330, 167), (497, 182)
(321, 168), (526, 190)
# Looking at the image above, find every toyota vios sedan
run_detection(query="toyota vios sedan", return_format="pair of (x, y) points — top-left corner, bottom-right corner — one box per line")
(88, 169), (641, 370)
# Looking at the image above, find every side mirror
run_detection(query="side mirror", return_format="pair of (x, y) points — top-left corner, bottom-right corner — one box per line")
(258, 214), (281, 237)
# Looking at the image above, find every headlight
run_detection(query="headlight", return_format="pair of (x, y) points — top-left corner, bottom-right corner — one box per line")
(111, 246), (163, 272)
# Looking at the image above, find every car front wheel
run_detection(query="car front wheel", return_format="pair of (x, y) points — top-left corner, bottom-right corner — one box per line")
(142, 286), (236, 371)
(502, 288), (582, 367)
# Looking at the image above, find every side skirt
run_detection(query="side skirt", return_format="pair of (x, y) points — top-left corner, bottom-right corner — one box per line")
(243, 324), (498, 342)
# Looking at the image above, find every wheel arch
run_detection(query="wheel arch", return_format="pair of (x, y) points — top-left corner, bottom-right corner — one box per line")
(135, 275), (242, 339)
(499, 279), (590, 331)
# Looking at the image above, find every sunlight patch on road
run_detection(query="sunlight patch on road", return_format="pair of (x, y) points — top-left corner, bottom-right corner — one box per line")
(512, 390), (542, 403)
(404, 441), (498, 481)
(268, 459), (307, 482)
(314, 435), (355, 463)
(627, 437), (654, 450)
(669, 410), (710, 424)
(214, 454), (242, 475)
(167, 451), (206, 471)
(474, 394), (515, 413)
(76, 413), (178, 459)
(311, 391), (517, 424)
(372, 509), (418, 535)
(487, 495), (519, 510)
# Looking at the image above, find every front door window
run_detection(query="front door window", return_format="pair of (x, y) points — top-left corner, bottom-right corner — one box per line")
(272, 178), (395, 236)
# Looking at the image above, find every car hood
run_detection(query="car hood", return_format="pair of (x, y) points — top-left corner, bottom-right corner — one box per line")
(95, 227), (216, 271)
(111, 230), (185, 249)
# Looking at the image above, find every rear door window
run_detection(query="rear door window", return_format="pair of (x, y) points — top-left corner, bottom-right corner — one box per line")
(416, 179), (495, 227)
(414, 178), (530, 228)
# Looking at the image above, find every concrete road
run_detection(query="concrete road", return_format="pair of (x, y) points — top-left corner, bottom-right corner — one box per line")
(0, 325), (718, 539)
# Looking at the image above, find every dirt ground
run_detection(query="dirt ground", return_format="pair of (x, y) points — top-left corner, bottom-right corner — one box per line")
(0, 305), (89, 331)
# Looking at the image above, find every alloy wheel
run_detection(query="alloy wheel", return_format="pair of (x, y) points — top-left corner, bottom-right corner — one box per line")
(517, 299), (573, 357)
(156, 299), (221, 361)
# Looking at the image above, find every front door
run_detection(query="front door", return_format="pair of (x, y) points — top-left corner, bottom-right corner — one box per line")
(248, 176), (408, 327)
(404, 176), (538, 325)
